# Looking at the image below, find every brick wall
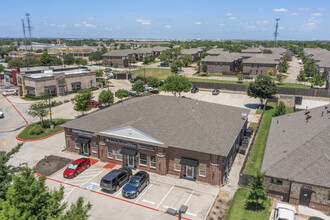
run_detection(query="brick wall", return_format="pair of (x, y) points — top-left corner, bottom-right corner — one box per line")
(201, 62), (233, 75)
(242, 63), (277, 75)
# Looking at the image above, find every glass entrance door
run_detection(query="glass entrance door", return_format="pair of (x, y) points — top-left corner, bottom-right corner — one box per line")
(185, 166), (194, 179)
(59, 86), (65, 96)
(82, 144), (90, 155)
(126, 155), (135, 167)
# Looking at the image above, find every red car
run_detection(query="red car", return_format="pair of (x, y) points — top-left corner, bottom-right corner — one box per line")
(88, 100), (101, 108)
(63, 158), (91, 178)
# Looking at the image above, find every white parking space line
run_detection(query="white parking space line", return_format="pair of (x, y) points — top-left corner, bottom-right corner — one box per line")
(142, 200), (155, 205)
(163, 205), (176, 210)
(114, 191), (121, 197)
(155, 185), (174, 209)
(62, 188), (76, 203)
(184, 190), (194, 205)
(135, 184), (153, 203)
(185, 212), (197, 217)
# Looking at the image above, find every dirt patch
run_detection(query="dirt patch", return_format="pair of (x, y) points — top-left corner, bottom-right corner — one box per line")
(36, 155), (73, 176)
(206, 196), (232, 220)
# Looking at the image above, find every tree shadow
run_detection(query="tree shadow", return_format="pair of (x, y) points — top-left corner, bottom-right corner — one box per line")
(244, 103), (259, 109)
(245, 201), (266, 212)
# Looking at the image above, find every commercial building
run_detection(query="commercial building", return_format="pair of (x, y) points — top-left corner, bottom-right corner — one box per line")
(62, 95), (250, 185)
(16, 66), (96, 97)
(261, 104), (330, 211)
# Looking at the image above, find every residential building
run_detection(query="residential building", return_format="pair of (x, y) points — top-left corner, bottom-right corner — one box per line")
(134, 48), (155, 61)
(16, 66), (96, 97)
(242, 54), (280, 75)
(102, 49), (135, 67)
(241, 48), (262, 54)
(62, 95), (250, 186)
(200, 53), (243, 75)
(206, 48), (224, 56)
(181, 48), (203, 62)
(261, 105), (330, 211)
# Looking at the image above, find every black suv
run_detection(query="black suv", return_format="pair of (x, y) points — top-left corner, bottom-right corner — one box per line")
(191, 87), (199, 93)
(100, 167), (132, 192)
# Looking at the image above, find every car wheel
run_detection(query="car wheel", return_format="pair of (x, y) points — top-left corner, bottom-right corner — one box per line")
(115, 185), (119, 191)
(146, 180), (150, 186)
(74, 173), (77, 177)
(87, 163), (91, 168)
(136, 191), (139, 197)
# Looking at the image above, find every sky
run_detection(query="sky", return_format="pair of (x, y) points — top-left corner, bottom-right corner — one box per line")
(0, 0), (329, 40)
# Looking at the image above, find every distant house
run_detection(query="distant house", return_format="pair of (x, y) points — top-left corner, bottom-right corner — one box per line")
(261, 105), (330, 211)
(152, 46), (170, 57)
(242, 54), (280, 75)
(206, 48), (224, 56)
(102, 49), (135, 67)
(181, 48), (203, 62)
(134, 48), (155, 61)
(200, 53), (243, 75)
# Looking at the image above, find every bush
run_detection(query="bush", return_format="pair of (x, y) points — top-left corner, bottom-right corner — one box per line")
(63, 100), (70, 103)
(29, 125), (44, 135)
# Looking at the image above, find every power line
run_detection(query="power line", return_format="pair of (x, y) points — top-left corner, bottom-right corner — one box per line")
(274, 18), (280, 46)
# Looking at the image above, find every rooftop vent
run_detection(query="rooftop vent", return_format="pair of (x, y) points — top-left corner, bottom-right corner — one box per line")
(241, 112), (248, 120)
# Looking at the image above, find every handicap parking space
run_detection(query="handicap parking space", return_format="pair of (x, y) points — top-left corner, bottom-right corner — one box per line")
(47, 164), (218, 220)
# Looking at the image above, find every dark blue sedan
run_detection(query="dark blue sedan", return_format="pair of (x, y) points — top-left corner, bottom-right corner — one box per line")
(122, 171), (150, 199)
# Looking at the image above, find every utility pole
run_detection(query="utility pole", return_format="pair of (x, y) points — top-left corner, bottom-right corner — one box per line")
(274, 18), (280, 47)
(25, 13), (33, 50)
(21, 19), (27, 50)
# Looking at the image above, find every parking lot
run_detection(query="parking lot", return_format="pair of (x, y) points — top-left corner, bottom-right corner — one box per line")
(46, 162), (219, 220)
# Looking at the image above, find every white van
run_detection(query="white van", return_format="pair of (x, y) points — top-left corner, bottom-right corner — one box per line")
(273, 203), (297, 220)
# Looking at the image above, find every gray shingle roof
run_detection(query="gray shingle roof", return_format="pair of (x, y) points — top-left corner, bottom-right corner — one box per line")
(201, 54), (242, 63)
(181, 48), (203, 55)
(63, 95), (249, 156)
(243, 54), (280, 65)
(102, 49), (135, 57)
(261, 104), (330, 188)
(207, 48), (224, 55)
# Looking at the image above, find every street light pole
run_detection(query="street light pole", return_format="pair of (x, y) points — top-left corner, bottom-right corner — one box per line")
(47, 90), (53, 130)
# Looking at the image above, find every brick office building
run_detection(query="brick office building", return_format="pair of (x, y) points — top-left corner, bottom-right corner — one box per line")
(63, 95), (249, 185)
(261, 104), (330, 211)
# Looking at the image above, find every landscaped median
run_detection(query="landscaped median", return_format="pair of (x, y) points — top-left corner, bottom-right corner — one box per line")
(226, 187), (271, 220)
(17, 118), (72, 141)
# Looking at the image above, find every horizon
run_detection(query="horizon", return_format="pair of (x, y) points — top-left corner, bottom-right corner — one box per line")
(1, 0), (329, 41)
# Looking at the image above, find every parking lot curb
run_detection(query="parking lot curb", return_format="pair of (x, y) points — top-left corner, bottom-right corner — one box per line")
(3, 95), (28, 126)
(35, 172), (191, 220)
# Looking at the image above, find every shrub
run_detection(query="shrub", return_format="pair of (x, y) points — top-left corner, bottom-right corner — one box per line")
(29, 125), (44, 135)
(63, 100), (70, 103)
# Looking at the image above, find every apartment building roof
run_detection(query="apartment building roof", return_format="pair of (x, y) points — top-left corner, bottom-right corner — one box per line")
(181, 48), (203, 55)
(102, 49), (135, 57)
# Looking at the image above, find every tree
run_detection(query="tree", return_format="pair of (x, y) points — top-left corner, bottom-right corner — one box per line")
(0, 168), (92, 219)
(143, 56), (150, 64)
(88, 51), (103, 64)
(297, 70), (307, 81)
(274, 101), (286, 117)
(276, 74), (284, 84)
(159, 50), (172, 63)
(163, 75), (192, 97)
(237, 73), (244, 82)
(309, 73), (325, 87)
(0, 143), (22, 199)
(170, 63), (178, 73)
(115, 89), (129, 101)
(130, 57), (137, 64)
(72, 90), (93, 115)
(40, 51), (52, 66)
(23, 57), (41, 67)
(182, 55), (193, 67)
(278, 58), (289, 73)
(247, 75), (277, 106)
(63, 54), (75, 65)
(101, 46), (107, 54)
(202, 63), (208, 73)
(147, 77), (160, 88)
(247, 171), (267, 211)
(8, 59), (24, 68)
(304, 58), (317, 77)
(75, 58), (88, 65)
(132, 81), (145, 95)
(173, 60), (183, 70)
(263, 49), (272, 54)
(0, 64), (4, 73)
(267, 69), (274, 76)
(28, 102), (48, 127)
(98, 90), (114, 106)
(50, 57), (63, 66)
(95, 69), (104, 77)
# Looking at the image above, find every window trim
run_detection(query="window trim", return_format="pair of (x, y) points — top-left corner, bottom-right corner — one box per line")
(107, 146), (113, 158)
(174, 158), (181, 172)
(199, 163), (207, 177)
(150, 155), (156, 168)
(75, 142), (80, 149)
(139, 153), (147, 166)
(271, 178), (283, 185)
(91, 142), (97, 153)
(115, 148), (122, 161)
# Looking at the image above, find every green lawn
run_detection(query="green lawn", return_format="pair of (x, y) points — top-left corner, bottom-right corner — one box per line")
(193, 73), (237, 78)
(276, 83), (310, 89)
(244, 104), (294, 176)
(18, 119), (72, 140)
(248, 122), (258, 132)
(226, 187), (271, 220)
(131, 68), (173, 80)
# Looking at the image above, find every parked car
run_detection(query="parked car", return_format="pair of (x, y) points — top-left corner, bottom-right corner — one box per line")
(104, 68), (112, 72)
(0, 109), (4, 118)
(122, 171), (150, 199)
(2, 89), (17, 96)
(191, 87), (199, 93)
(63, 158), (91, 178)
(88, 100), (101, 108)
(244, 75), (253, 80)
(100, 167), (132, 192)
(212, 89), (220, 95)
(87, 62), (93, 66)
(106, 72), (114, 78)
(160, 62), (169, 67)
(273, 203), (297, 220)
(130, 78), (138, 83)
(129, 89), (137, 96)
(144, 86), (153, 91)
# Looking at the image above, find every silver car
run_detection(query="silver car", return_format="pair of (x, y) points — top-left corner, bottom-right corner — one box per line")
(0, 109), (4, 118)
(2, 89), (17, 96)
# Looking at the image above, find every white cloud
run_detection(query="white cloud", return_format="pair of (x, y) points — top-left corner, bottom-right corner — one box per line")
(317, 8), (325, 11)
(298, 8), (309, 11)
(195, 21), (202, 25)
(226, 13), (232, 16)
(219, 23), (226, 26)
(85, 16), (94, 20)
(278, 27), (285, 30)
(74, 24), (82, 27)
(273, 8), (288, 12)
(312, 13), (323, 16)
(81, 21), (96, 28)
(291, 12), (299, 15)
(136, 19), (152, 25)
(165, 25), (172, 29)
(257, 20), (269, 25)
(46, 23), (66, 28)
(229, 17), (237, 20)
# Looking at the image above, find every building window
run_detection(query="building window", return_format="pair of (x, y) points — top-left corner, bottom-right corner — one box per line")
(150, 155), (156, 168)
(75, 142), (80, 149)
(139, 153), (147, 166)
(174, 158), (181, 171)
(199, 163), (207, 177)
(115, 148), (122, 161)
(328, 191), (330, 200)
(271, 178), (283, 185)
(91, 142), (97, 153)
(107, 146), (113, 158)
(72, 84), (81, 91)
(260, 70), (263, 75)
(250, 70), (252, 74)
(27, 89), (35, 96)
(256, 70), (258, 74)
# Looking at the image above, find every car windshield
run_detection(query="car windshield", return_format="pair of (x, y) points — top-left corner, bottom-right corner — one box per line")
(67, 164), (78, 170)
(127, 177), (140, 187)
